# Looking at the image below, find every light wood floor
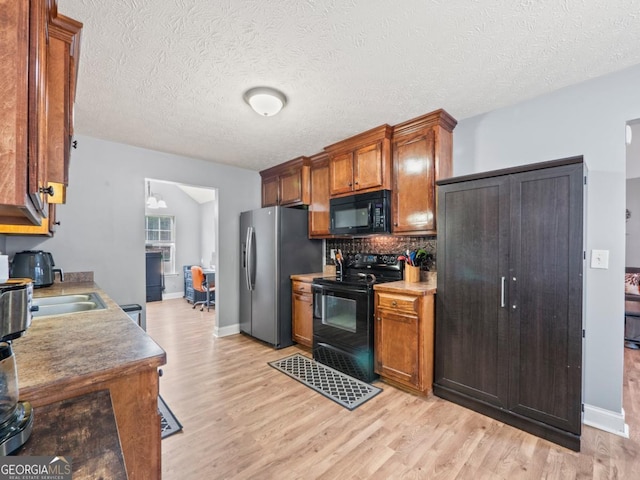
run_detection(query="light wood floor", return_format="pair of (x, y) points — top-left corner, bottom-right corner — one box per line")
(146, 298), (640, 479)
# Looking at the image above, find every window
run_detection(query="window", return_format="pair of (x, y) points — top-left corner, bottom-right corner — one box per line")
(145, 215), (176, 274)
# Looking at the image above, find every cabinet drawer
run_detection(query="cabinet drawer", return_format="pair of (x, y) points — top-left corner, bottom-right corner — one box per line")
(292, 280), (312, 294)
(376, 293), (418, 314)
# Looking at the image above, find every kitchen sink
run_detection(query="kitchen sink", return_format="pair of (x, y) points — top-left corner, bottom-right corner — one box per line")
(32, 292), (106, 318)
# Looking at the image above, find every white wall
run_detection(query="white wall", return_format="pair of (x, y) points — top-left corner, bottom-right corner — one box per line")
(6, 135), (261, 332)
(199, 198), (217, 270)
(454, 63), (640, 435)
(626, 123), (640, 179)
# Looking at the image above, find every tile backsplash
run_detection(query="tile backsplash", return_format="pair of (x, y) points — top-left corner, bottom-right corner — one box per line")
(326, 236), (437, 271)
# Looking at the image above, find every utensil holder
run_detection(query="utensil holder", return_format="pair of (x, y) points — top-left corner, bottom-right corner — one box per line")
(405, 265), (420, 283)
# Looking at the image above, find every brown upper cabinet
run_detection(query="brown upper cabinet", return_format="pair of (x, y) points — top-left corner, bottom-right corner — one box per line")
(325, 125), (392, 197)
(308, 152), (331, 238)
(260, 157), (311, 207)
(0, 0), (82, 231)
(391, 110), (457, 235)
(47, 7), (82, 205)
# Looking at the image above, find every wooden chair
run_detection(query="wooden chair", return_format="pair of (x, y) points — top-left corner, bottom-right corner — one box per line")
(191, 266), (215, 312)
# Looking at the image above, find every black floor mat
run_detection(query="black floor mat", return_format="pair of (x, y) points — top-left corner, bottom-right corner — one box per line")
(269, 354), (382, 410)
(158, 396), (183, 439)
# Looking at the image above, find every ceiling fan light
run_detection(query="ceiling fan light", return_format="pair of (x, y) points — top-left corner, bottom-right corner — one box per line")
(243, 87), (287, 116)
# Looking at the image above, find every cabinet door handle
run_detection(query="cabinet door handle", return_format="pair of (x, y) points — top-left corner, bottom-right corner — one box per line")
(40, 185), (55, 196)
(500, 276), (506, 308)
(391, 300), (397, 307)
(377, 317), (381, 322)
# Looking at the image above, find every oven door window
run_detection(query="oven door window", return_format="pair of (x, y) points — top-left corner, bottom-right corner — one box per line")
(322, 295), (357, 333)
(313, 285), (371, 351)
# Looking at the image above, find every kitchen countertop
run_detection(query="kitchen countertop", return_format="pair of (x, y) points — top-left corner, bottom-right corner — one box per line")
(373, 272), (437, 295)
(13, 281), (166, 406)
(291, 272), (438, 294)
(290, 272), (326, 282)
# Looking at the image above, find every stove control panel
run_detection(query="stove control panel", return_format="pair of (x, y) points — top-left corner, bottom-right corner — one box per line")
(350, 253), (401, 269)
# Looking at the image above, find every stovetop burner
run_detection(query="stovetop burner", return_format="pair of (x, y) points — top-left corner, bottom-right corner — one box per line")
(314, 252), (404, 288)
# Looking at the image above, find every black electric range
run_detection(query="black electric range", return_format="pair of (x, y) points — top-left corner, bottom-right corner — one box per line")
(312, 253), (404, 290)
(311, 253), (403, 382)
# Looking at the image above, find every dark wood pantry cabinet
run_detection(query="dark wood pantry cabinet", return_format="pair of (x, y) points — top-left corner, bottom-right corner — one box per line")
(434, 157), (584, 451)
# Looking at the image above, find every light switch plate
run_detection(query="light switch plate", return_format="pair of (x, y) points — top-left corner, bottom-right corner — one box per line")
(591, 249), (609, 269)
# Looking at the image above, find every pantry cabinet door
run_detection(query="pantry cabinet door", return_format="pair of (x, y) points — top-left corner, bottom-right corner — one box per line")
(507, 163), (583, 434)
(435, 175), (511, 408)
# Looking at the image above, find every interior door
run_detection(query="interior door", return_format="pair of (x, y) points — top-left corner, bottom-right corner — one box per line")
(508, 163), (583, 434)
(435, 175), (510, 408)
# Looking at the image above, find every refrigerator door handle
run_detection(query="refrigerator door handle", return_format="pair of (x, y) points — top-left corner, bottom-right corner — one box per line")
(245, 226), (255, 291)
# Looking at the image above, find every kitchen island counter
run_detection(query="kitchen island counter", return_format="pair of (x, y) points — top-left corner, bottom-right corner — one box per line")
(13, 281), (166, 480)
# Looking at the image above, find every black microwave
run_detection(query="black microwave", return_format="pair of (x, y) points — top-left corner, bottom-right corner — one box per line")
(329, 190), (391, 235)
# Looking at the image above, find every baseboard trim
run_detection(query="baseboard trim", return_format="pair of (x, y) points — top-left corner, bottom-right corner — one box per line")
(583, 404), (630, 438)
(162, 292), (184, 300)
(215, 323), (240, 338)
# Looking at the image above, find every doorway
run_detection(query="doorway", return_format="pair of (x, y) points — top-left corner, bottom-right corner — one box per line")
(144, 178), (219, 308)
(625, 120), (640, 348)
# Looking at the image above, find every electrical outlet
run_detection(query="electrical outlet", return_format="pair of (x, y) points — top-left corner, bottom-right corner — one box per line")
(590, 249), (609, 269)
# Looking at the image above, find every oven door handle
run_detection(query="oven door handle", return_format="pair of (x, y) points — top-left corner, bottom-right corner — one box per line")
(312, 282), (367, 295)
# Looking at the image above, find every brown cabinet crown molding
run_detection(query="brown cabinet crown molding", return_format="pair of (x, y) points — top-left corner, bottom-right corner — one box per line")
(392, 109), (458, 137)
(324, 124), (393, 154)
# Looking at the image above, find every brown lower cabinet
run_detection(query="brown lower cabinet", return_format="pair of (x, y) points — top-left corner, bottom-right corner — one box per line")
(374, 288), (435, 395)
(292, 279), (313, 347)
(434, 157), (584, 451)
(23, 365), (162, 479)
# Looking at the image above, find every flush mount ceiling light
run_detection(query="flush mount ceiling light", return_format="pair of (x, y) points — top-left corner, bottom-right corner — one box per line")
(243, 87), (287, 116)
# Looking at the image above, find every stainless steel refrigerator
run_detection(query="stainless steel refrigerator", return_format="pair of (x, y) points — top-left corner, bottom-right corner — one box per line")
(239, 206), (322, 348)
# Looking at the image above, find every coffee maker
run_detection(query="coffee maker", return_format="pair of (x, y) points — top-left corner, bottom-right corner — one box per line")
(0, 279), (34, 455)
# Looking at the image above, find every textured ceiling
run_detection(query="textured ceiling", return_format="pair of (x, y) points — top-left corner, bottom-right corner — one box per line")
(59, 0), (640, 172)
